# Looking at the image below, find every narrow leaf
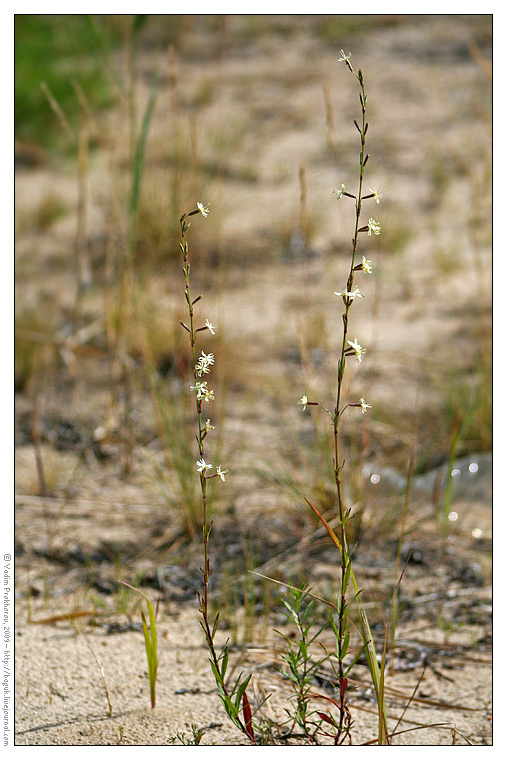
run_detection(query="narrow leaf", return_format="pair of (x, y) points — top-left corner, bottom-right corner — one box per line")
(212, 612), (220, 640)
(220, 647), (229, 681)
(234, 674), (252, 713)
(317, 711), (337, 726)
(303, 496), (342, 550)
(242, 691), (255, 742)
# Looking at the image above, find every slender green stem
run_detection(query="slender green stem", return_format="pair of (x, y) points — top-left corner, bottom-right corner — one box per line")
(332, 69), (368, 743)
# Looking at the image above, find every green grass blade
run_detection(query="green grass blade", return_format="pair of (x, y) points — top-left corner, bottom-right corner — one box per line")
(350, 569), (387, 744)
(121, 582), (158, 709)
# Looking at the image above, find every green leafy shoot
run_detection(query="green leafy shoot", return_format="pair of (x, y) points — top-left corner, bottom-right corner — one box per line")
(119, 581), (159, 709)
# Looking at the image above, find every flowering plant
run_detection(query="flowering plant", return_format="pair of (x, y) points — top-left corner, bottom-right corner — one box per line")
(179, 203), (254, 742)
(295, 53), (386, 744)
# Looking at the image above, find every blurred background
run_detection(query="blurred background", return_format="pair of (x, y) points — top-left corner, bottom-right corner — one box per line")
(15, 15), (492, 613)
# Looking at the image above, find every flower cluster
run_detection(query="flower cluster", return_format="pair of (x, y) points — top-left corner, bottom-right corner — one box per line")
(182, 203), (229, 483)
(196, 458), (228, 481)
(334, 180), (383, 235)
(299, 165), (382, 416)
(196, 351), (215, 376)
(190, 380), (215, 403)
(335, 286), (363, 301)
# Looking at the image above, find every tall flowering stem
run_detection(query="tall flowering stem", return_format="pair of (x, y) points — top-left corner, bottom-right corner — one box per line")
(179, 208), (210, 619)
(179, 204), (253, 742)
(301, 55), (382, 743)
(333, 60), (380, 744)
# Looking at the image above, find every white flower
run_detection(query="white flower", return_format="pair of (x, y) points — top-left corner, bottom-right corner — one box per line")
(298, 395), (308, 411)
(216, 466), (228, 481)
(197, 202), (210, 217)
(359, 398), (372, 414)
(190, 381), (207, 398)
(361, 256), (373, 274)
(333, 184), (346, 199)
(347, 337), (366, 362)
(367, 218), (381, 236)
(335, 287), (363, 300)
(338, 50), (352, 63)
(369, 187), (383, 204)
(204, 419), (214, 432)
(205, 319), (216, 335)
(196, 458), (213, 473)
(196, 351), (215, 376)
(190, 381), (214, 402)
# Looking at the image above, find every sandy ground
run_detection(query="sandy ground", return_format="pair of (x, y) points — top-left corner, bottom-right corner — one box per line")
(14, 600), (492, 746)
(14, 15), (492, 746)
